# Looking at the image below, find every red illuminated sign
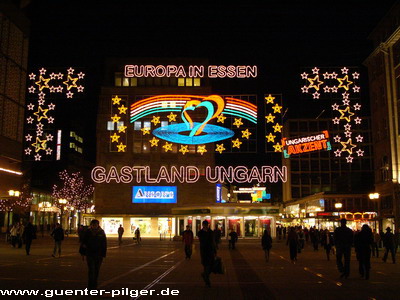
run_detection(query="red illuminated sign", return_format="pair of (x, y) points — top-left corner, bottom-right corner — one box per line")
(282, 131), (331, 158)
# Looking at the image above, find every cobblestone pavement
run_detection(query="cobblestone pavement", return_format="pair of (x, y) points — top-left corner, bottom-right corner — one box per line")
(0, 235), (398, 299)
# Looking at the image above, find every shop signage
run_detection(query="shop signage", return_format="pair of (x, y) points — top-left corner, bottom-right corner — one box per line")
(132, 186), (177, 203)
(92, 165), (287, 184)
(282, 130), (331, 158)
(216, 183), (222, 203)
(172, 209), (211, 215)
(125, 65), (257, 79)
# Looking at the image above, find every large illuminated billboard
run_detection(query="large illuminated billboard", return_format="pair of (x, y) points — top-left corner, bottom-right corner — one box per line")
(132, 186), (177, 203)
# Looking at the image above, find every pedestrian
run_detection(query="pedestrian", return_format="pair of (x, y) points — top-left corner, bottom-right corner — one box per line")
(10, 224), (18, 248)
(334, 218), (354, 279)
(354, 224), (373, 280)
(117, 224), (124, 245)
(182, 225), (194, 259)
(214, 226), (222, 250)
(382, 227), (396, 264)
(135, 227), (141, 244)
(197, 220), (216, 287)
(304, 227), (309, 243)
(51, 223), (64, 258)
(287, 227), (298, 263)
(228, 229), (238, 250)
(261, 230), (272, 262)
(297, 227), (305, 252)
(277, 226), (282, 240)
(283, 226), (287, 240)
(22, 221), (36, 255)
(17, 223), (24, 248)
(80, 219), (107, 290)
(321, 229), (334, 261)
(372, 230), (380, 258)
(78, 224), (85, 242)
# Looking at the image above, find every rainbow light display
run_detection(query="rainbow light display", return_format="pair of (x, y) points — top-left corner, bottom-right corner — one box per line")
(300, 67), (363, 163)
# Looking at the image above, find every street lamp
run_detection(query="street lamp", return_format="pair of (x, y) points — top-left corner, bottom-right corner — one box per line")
(334, 203), (343, 227)
(58, 198), (67, 228)
(369, 193), (380, 200)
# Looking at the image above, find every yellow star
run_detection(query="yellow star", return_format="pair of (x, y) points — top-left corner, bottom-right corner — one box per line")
(141, 127), (150, 135)
(272, 123), (283, 132)
(112, 96), (122, 105)
(110, 133), (120, 143)
(265, 113), (276, 123)
(117, 142), (126, 152)
(307, 75), (324, 91)
(232, 138), (242, 148)
(265, 94), (275, 104)
(340, 138), (356, 155)
(111, 114), (121, 123)
(233, 118), (243, 128)
(197, 145), (207, 155)
(162, 142), (173, 152)
(215, 143), (226, 154)
(179, 145), (189, 155)
(167, 112), (177, 122)
(118, 105), (128, 114)
(241, 129), (252, 139)
(149, 137), (159, 147)
(339, 106), (355, 122)
(266, 133), (276, 143)
(272, 104), (282, 114)
(62, 75), (78, 90)
(35, 76), (50, 91)
(217, 114), (227, 123)
(151, 116), (161, 126)
(273, 143), (283, 152)
(33, 106), (49, 121)
(337, 75), (353, 91)
(31, 137), (47, 152)
(118, 125), (127, 133)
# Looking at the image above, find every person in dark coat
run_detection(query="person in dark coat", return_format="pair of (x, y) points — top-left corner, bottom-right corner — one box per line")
(117, 224), (124, 245)
(214, 227), (222, 250)
(228, 229), (238, 250)
(382, 227), (396, 264)
(22, 221), (36, 255)
(354, 224), (374, 279)
(261, 230), (272, 262)
(334, 219), (354, 279)
(182, 225), (194, 259)
(197, 220), (216, 287)
(287, 227), (298, 263)
(51, 223), (64, 258)
(321, 229), (334, 261)
(80, 219), (107, 290)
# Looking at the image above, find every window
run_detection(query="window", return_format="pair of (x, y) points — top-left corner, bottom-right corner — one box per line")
(130, 78), (137, 86)
(134, 122), (141, 130)
(161, 121), (168, 127)
(143, 121), (151, 129)
(185, 78), (193, 86)
(115, 73), (122, 86)
(194, 78), (201, 86)
(107, 121), (115, 131)
(122, 77), (129, 87)
(178, 78), (185, 87)
(117, 121), (124, 129)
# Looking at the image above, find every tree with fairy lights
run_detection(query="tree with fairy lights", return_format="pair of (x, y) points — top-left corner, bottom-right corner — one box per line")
(52, 170), (94, 226)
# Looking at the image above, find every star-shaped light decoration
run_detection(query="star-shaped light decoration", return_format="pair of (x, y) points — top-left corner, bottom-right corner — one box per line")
(179, 145), (189, 155)
(26, 117), (34, 124)
(341, 67), (349, 74)
(271, 104), (282, 114)
(111, 114), (121, 123)
(265, 113), (276, 123)
(353, 103), (361, 110)
(33, 106), (49, 122)
(149, 137), (159, 147)
(39, 68), (46, 75)
(346, 156), (354, 163)
(151, 116), (161, 126)
(48, 116), (55, 124)
(331, 86), (338, 93)
(307, 75), (324, 91)
(77, 86), (84, 92)
(217, 114), (227, 123)
(32, 137), (47, 152)
(272, 123), (283, 133)
(118, 125), (127, 133)
(233, 118), (243, 128)
(333, 135), (341, 143)
(29, 73), (36, 80)
(67, 67), (75, 75)
(25, 134), (33, 141)
(265, 94), (275, 104)
(241, 129), (252, 139)
(312, 67), (320, 74)
(66, 91), (74, 98)
(273, 143), (283, 152)
(46, 134), (54, 141)
(232, 138), (242, 148)
(167, 112), (177, 122)
(352, 72), (360, 79)
(340, 138), (356, 155)
(34, 154), (42, 161)
(344, 131), (352, 138)
(334, 149), (342, 157)
(355, 135), (363, 142)
(332, 117), (340, 124)
(35, 76), (51, 91)
(353, 86), (360, 93)
(28, 86), (36, 93)
(339, 106), (355, 122)
(215, 144), (225, 154)
(162, 142), (173, 152)
(117, 143), (126, 152)
(77, 72), (85, 79)
(38, 99), (45, 106)
(141, 127), (150, 135)
(354, 117), (362, 124)
(46, 148), (53, 155)
(266, 133), (276, 143)
(344, 124), (352, 131)
(110, 133), (120, 143)
(356, 149), (364, 156)
(301, 86), (309, 93)
(312, 92), (320, 99)
(332, 103), (339, 110)
(342, 99), (350, 106)
(27, 103), (35, 110)
(197, 145), (207, 155)
(25, 148), (32, 155)
(337, 75), (353, 90)
(300, 72), (308, 79)
(48, 103), (55, 110)
(112, 96), (122, 105)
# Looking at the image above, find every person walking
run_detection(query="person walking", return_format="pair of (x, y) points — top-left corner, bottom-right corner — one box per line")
(214, 226), (222, 250)
(117, 224), (124, 245)
(135, 227), (141, 244)
(287, 227), (299, 263)
(382, 227), (396, 264)
(182, 225), (194, 259)
(261, 230), (272, 262)
(228, 229), (238, 250)
(372, 230), (380, 258)
(17, 223), (24, 248)
(80, 219), (107, 290)
(22, 221), (36, 255)
(51, 223), (64, 258)
(198, 220), (216, 287)
(321, 229), (334, 261)
(10, 224), (18, 248)
(334, 219), (354, 279)
(354, 224), (373, 280)
(283, 226), (287, 240)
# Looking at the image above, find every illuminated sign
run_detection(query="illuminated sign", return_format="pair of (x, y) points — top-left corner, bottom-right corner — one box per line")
(216, 183), (222, 203)
(91, 165), (287, 184)
(132, 186), (177, 203)
(282, 131), (331, 158)
(264, 94), (284, 153)
(124, 65), (257, 78)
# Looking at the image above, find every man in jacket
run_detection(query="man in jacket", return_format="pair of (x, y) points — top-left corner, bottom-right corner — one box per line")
(382, 227), (396, 264)
(22, 221), (36, 255)
(51, 223), (64, 258)
(334, 218), (354, 278)
(81, 219), (107, 290)
(198, 220), (216, 287)
(182, 225), (194, 259)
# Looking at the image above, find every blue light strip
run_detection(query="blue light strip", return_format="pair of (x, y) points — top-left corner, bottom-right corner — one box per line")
(222, 109), (257, 124)
(130, 108), (182, 123)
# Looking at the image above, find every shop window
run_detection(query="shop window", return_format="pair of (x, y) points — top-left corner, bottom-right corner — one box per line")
(178, 78), (185, 86)
(185, 78), (193, 86)
(194, 78), (201, 86)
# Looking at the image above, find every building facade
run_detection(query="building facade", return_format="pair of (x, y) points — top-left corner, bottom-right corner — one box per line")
(364, 2), (400, 231)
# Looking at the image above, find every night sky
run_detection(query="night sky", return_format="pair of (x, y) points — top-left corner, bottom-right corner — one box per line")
(24, 1), (398, 162)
